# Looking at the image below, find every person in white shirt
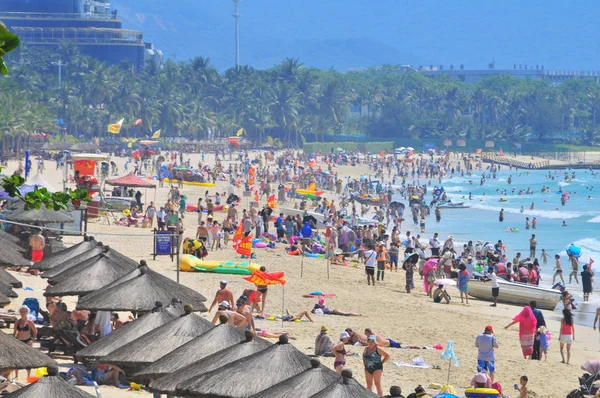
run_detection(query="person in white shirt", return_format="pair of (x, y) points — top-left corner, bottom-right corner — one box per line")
(364, 245), (377, 286)
(429, 233), (440, 256)
(486, 267), (500, 307)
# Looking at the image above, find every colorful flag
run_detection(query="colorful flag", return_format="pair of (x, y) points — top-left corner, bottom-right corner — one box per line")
(232, 220), (244, 248)
(107, 118), (124, 134)
(135, 119), (143, 126)
(267, 194), (277, 209)
(151, 129), (161, 139)
(243, 270), (286, 286)
(236, 234), (253, 257)
(236, 128), (244, 137)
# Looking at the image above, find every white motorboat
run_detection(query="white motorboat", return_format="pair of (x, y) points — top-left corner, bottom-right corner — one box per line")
(468, 279), (561, 310)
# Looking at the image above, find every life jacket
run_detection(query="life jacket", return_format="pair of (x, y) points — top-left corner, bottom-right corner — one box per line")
(496, 263), (508, 279)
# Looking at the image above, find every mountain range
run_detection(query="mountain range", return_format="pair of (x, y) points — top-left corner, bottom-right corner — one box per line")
(113, 0), (600, 71)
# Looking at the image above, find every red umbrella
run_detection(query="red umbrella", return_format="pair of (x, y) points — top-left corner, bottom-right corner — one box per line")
(422, 258), (439, 276)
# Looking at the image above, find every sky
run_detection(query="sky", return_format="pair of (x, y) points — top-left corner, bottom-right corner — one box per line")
(113, 0), (600, 71)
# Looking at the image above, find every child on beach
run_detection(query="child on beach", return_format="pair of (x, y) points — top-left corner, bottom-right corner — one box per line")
(515, 375), (528, 398)
(553, 254), (565, 284)
(541, 249), (549, 265)
(536, 326), (549, 361)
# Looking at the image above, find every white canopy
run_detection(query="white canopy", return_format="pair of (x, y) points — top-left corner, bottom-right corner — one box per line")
(24, 174), (57, 193)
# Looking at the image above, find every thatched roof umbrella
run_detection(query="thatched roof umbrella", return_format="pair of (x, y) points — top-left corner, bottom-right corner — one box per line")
(76, 301), (182, 361)
(249, 358), (339, 398)
(0, 329), (57, 370)
(43, 253), (138, 297)
(42, 246), (135, 281)
(31, 236), (98, 271)
(0, 228), (20, 244)
(0, 234), (26, 254)
(178, 335), (312, 398)
(151, 331), (272, 395)
(0, 267), (23, 288)
(0, 245), (30, 267)
(5, 206), (74, 224)
(6, 364), (95, 397)
(0, 292), (11, 306)
(76, 261), (207, 312)
(100, 305), (213, 369)
(134, 321), (246, 379)
(309, 369), (378, 397)
(0, 280), (18, 298)
(69, 142), (100, 152)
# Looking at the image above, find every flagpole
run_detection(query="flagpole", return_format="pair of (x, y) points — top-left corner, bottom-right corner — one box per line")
(281, 284), (285, 328)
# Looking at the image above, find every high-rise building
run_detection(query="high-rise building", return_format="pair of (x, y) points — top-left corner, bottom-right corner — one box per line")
(0, 0), (162, 69)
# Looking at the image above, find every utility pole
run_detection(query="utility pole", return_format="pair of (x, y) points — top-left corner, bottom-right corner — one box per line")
(233, 0), (240, 70)
(52, 60), (67, 88)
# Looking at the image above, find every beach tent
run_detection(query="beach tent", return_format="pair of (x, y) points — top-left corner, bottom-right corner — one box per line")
(177, 335), (312, 397)
(76, 262), (207, 313)
(151, 332), (272, 395)
(44, 253), (138, 297)
(76, 301), (182, 361)
(6, 365), (95, 397)
(105, 172), (156, 188)
(100, 307), (213, 369)
(135, 322), (245, 379)
(21, 173), (57, 193)
(0, 267), (22, 288)
(309, 369), (378, 397)
(31, 237), (99, 272)
(41, 246), (134, 280)
(250, 358), (339, 398)
(0, 329), (57, 370)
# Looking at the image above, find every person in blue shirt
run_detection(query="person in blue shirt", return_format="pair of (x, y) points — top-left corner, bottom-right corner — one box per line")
(475, 325), (499, 382)
(301, 221), (313, 239)
(275, 213), (285, 241)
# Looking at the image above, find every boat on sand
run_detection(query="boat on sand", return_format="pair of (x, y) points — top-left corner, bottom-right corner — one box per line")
(468, 279), (561, 310)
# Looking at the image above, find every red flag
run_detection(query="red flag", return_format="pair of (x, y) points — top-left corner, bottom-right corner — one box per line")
(243, 270), (286, 286)
(135, 119), (143, 126)
(267, 194), (277, 209)
(232, 220), (244, 248)
(236, 234), (253, 257)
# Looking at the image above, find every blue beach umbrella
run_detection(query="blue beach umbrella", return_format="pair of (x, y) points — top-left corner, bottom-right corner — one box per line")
(440, 340), (460, 385)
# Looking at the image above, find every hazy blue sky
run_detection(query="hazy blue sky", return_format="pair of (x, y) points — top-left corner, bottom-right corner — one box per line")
(114, 0), (598, 70)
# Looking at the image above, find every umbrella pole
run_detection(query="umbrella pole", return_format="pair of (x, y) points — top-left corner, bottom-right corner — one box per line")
(447, 358), (451, 385)
(301, 252), (304, 278)
(281, 284), (285, 328)
(327, 255), (330, 279)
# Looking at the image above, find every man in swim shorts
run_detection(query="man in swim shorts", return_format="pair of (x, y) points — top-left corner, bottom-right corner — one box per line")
(363, 328), (419, 349)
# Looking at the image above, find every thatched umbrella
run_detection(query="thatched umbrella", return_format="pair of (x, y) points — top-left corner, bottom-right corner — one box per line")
(0, 229), (20, 244)
(76, 301), (182, 361)
(5, 206), (74, 223)
(42, 246), (135, 281)
(100, 305), (213, 369)
(76, 261), (207, 312)
(0, 280), (18, 298)
(309, 369), (378, 397)
(249, 358), (339, 398)
(151, 331), (272, 395)
(44, 253), (138, 296)
(69, 142), (100, 152)
(0, 329), (57, 370)
(134, 321), (246, 379)
(178, 335), (312, 397)
(31, 236), (98, 271)
(0, 267), (23, 288)
(0, 292), (10, 306)
(0, 234), (26, 254)
(0, 246), (30, 267)
(6, 364), (95, 397)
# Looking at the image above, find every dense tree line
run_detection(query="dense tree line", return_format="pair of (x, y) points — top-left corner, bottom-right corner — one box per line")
(3, 44), (600, 146)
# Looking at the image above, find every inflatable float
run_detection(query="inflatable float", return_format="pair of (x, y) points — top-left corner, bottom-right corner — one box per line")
(295, 189), (324, 197)
(162, 178), (215, 187)
(464, 388), (500, 398)
(186, 204), (225, 212)
(179, 254), (261, 275)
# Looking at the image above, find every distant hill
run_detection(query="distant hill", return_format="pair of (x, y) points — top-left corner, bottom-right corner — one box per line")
(113, 0), (599, 71)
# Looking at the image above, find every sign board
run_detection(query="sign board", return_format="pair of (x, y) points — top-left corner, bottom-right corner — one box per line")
(456, 139), (466, 147)
(153, 230), (175, 260)
(243, 191), (251, 197)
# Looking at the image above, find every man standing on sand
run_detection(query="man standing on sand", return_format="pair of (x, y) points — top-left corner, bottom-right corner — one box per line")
(29, 229), (45, 263)
(486, 267), (499, 307)
(592, 307), (600, 335)
(475, 325), (499, 382)
(529, 234), (537, 259)
(208, 280), (235, 312)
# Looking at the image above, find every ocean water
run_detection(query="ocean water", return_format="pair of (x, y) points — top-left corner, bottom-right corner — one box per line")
(392, 167), (600, 312)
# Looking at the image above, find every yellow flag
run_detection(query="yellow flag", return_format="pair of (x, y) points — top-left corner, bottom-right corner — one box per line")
(236, 128), (244, 137)
(107, 118), (124, 134)
(151, 129), (161, 139)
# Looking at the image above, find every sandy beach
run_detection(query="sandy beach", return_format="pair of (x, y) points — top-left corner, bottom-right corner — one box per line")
(2, 151), (598, 398)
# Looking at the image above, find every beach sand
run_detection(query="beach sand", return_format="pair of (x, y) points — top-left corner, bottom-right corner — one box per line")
(2, 151), (598, 398)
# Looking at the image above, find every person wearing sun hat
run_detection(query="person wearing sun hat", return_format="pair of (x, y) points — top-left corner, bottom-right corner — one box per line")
(314, 325), (333, 356)
(475, 325), (499, 382)
(470, 371), (493, 388)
